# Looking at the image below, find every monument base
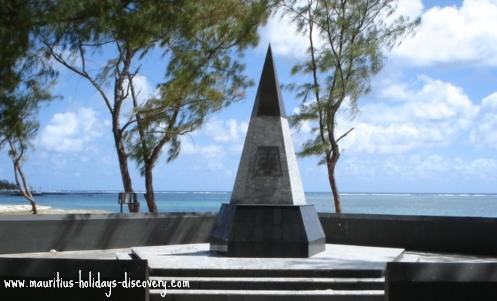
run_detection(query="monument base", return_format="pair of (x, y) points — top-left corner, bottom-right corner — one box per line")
(210, 204), (326, 258)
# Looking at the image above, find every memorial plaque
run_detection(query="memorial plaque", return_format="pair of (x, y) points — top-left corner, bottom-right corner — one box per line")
(253, 146), (282, 177)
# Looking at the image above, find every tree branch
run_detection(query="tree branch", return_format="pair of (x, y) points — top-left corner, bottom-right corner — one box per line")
(43, 41), (113, 113)
(336, 127), (354, 143)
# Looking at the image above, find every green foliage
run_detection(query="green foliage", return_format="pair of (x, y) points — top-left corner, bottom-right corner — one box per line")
(0, 0), (32, 91)
(0, 0), (54, 90)
(0, 0), (270, 212)
(281, 0), (419, 211)
(0, 0), (52, 214)
(122, 0), (270, 173)
(0, 83), (50, 150)
(43, 1), (269, 173)
(0, 180), (17, 191)
(39, 0), (269, 211)
(281, 0), (419, 161)
(0, 0), (54, 152)
(0, 78), (52, 191)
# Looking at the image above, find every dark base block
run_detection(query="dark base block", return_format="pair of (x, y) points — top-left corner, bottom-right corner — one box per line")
(210, 204), (326, 258)
(386, 263), (497, 301)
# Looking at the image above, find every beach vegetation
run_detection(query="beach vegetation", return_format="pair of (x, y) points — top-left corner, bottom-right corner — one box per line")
(280, 0), (419, 213)
(41, 0), (270, 213)
(126, 1), (270, 213)
(0, 0), (55, 214)
(0, 180), (17, 191)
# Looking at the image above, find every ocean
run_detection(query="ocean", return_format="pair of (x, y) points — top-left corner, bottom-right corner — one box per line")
(1, 191), (497, 217)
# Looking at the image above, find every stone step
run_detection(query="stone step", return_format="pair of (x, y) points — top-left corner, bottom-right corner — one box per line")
(150, 276), (384, 290)
(149, 268), (384, 278)
(149, 289), (384, 301)
(115, 252), (133, 260)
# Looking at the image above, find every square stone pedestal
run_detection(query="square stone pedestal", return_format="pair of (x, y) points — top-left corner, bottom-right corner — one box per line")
(210, 204), (326, 258)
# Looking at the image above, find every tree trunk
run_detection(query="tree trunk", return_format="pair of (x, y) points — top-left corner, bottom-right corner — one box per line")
(144, 163), (157, 213)
(26, 196), (37, 214)
(22, 186), (37, 214)
(129, 72), (150, 213)
(13, 160), (37, 214)
(110, 46), (141, 213)
(114, 131), (139, 212)
(327, 156), (342, 214)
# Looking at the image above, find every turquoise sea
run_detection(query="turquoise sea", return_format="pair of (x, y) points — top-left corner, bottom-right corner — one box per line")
(1, 191), (497, 217)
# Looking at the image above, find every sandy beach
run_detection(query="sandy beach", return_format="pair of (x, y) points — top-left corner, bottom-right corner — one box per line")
(0, 204), (108, 215)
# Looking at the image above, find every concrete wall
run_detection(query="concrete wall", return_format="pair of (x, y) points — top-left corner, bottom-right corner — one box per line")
(2, 212), (497, 255)
(385, 262), (497, 301)
(0, 213), (216, 254)
(320, 213), (497, 256)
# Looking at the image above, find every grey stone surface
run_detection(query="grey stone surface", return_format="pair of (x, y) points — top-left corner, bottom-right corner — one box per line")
(0, 247), (132, 259)
(133, 243), (404, 271)
(140, 243), (393, 300)
(149, 289), (384, 301)
(231, 116), (306, 205)
(7, 212), (497, 257)
(211, 46), (325, 257)
(230, 46), (305, 206)
(210, 204), (325, 257)
(396, 251), (497, 263)
(319, 213), (497, 256)
(385, 262), (497, 301)
(149, 276), (385, 290)
(0, 212), (216, 254)
(387, 252), (497, 300)
(251, 46), (286, 118)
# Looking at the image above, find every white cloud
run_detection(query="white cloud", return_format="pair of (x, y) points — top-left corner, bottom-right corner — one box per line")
(341, 154), (497, 180)
(380, 82), (411, 100)
(394, 0), (497, 66)
(203, 118), (248, 143)
(258, 11), (308, 59)
(384, 154), (497, 180)
(179, 138), (227, 171)
(38, 108), (103, 153)
(181, 117), (247, 156)
(181, 139), (224, 159)
(176, 118), (248, 172)
(119, 74), (154, 118)
(334, 77), (478, 154)
(392, 0), (424, 20)
(127, 75), (153, 104)
(261, 0), (497, 67)
(259, 0), (423, 59)
(470, 92), (497, 148)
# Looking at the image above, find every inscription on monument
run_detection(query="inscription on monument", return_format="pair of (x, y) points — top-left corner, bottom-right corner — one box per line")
(253, 146), (282, 177)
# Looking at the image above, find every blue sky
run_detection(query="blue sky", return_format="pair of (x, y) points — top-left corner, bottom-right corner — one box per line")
(1, 0), (497, 193)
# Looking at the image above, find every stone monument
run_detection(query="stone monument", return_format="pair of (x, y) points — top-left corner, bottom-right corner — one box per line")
(210, 46), (326, 258)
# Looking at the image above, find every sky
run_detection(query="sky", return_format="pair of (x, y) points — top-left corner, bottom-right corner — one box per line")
(1, 0), (497, 193)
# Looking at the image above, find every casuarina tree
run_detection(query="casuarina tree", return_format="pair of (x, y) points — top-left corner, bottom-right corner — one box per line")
(42, 0), (270, 212)
(280, 0), (419, 213)
(0, 0), (54, 214)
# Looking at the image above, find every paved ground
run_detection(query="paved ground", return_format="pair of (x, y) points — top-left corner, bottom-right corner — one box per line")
(0, 247), (131, 259)
(397, 250), (497, 263)
(132, 244), (404, 271)
(2, 244), (497, 265)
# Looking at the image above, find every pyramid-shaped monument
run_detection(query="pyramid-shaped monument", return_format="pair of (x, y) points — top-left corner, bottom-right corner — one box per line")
(210, 46), (326, 258)
(230, 46), (306, 206)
